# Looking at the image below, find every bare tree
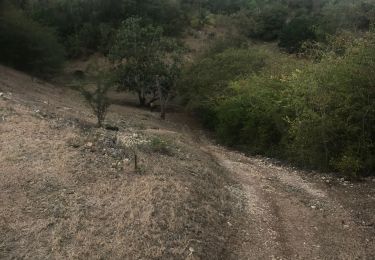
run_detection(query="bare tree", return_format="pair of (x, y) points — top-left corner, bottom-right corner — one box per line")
(80, 79), (111, 127)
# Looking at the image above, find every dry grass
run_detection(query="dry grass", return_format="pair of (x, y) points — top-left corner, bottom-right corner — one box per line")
(0, 65), (239, 259)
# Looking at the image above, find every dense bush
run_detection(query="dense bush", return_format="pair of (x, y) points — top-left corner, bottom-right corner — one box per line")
(179, 48), (268, 129)
(20, 0), (251, 57)
(279, 16), (317, 53)
(202, 34), (375, 177)
(251, 4), (289, 41)
(215, 77), (289, 155)
(8, 0), (374, 58)
(285, 35), (375, 176)
(318, 0), (375, 35)
(0, 2), (65, 75)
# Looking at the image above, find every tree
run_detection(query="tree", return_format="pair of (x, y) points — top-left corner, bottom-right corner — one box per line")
(154, 45), (184, 119)
(110, 17), (185, 119)
(110, 17), (164, 106)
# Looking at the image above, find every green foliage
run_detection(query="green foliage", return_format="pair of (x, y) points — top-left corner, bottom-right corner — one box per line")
(215, 77), (289, 155)
(149, 137), (173, 156)
(332, 154), (362, 179)
(110, 16), (184, 119)
(110, 17), (164, 62)
(279, 16), (317, 53)
(0, 2), (65, 75)
(196, 34), (375, 177)
(22, 0), (249, 56)
(318, 0), (375, 35)
(8, 0), (374, 58)
(110, 17), (164, 106)
(285, 35), (375, 176)
(180, 48), (267, 128)
(155, 45), (184, 119)
(250, 4), (289, 41)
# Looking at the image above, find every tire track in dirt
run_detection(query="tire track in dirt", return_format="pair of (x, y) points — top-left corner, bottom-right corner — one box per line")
(204, 144), (371, 259)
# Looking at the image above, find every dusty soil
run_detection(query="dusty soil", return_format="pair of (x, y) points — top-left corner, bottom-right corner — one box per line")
(0, 66), (236, 259)
(1, 65), (374, 259)
(203, 145), (375, 259)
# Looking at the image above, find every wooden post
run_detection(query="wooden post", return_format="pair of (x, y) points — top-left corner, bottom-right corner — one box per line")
(134, 151), (138, 172)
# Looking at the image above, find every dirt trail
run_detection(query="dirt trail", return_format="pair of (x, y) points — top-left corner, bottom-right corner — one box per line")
(201, 144), (374, 259)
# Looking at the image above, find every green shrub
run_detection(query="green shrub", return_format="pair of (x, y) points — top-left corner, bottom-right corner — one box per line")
(0, 2), (65, 75)
(251, 4), (288, 41)
(80, 80), (112, 128)
(190, 33), (375, 177)
(215, 76), (290, 156)
(143, 137), (173, 156)
(331, 154), (363, 179)
(285, 34), (375, 176)
(179, 48), (268, 128)
(279, 16), (317, 53)
(318, 0), (375, 35)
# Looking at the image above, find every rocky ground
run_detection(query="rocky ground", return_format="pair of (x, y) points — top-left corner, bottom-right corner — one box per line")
(0, 65), (374, 259)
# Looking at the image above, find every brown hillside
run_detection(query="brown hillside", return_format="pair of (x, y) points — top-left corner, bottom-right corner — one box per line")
(1, 65), (374, 259)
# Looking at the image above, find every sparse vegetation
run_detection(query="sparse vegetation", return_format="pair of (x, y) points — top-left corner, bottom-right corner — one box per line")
(148, 137), (173, 155)
(80, 80), (111, 128)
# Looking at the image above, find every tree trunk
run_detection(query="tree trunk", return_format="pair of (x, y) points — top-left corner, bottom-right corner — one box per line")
(160, 102), (166, 120)
(97, 117), (103, 128)
(135, 75), (146, 106)
(156, 77), (166, 120)
(138, 91), (146, 106)
(134, 151), (138, 172)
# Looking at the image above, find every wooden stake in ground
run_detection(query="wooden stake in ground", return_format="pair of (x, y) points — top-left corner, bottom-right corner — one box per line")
(134, 151), (138, 172)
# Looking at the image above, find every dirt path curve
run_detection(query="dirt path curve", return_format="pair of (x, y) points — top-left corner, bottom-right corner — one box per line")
(201, 144), (373, 259)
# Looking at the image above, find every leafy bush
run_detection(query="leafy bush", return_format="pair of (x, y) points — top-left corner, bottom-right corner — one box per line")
(286, 35), (375, 176)
(188, 33), (375, 177)
(179, 48), (268, 128)
(251, 4), (289, 41)
(0, 2), (65, 75)
(215, 77), (289, 156)
(318, 0), (375, 35)
(279, 16), (317, 53)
